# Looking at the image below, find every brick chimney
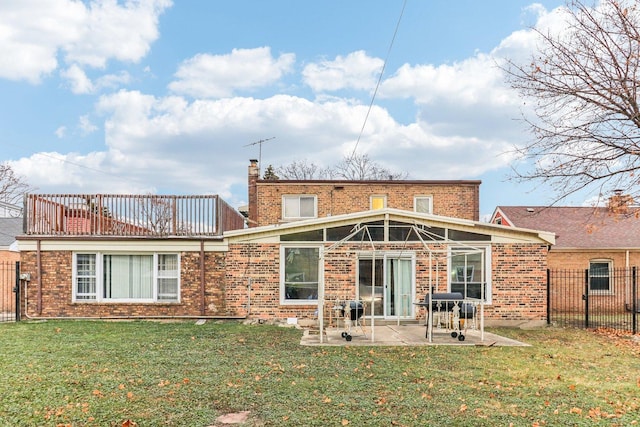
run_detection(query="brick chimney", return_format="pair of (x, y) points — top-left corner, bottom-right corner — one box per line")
(248, 159), (259, 227)
(607, 189), (634, 215)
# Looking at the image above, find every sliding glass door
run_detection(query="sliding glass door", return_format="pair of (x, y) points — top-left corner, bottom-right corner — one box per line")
(358, 253), (414, 319)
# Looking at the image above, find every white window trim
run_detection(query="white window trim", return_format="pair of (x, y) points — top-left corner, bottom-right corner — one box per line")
(414, 195), (433, 214)
(588, 259), (614, 295)
(280, 244), (323, 306)
(370, 195), (387, 210)
(282, 195), (317, 220)
(72, 252), (181, 303)
(447, 245), (492, 304)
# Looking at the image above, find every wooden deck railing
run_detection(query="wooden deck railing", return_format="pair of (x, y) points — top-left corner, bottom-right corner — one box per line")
(24, 194), (246, 237)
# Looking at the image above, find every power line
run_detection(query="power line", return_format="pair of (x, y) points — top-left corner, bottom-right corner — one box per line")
(349, 0), (407, 161)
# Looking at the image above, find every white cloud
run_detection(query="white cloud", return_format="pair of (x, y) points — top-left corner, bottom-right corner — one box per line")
(78, 115), (98, 135)
(302, 50), (384, 92)
(16, 78), (523, 208)
(168, 47), (295, 98)
(0, 0), (171, 84)
(64, 0), (173, 68)
(54, 126), (67, 139)
(61, 64), (94, 94)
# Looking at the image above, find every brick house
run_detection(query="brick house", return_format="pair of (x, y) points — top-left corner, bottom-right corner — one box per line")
(491, 192), (640, 313)
(1, 217), (21, 313)
(16, 161), (554, 326)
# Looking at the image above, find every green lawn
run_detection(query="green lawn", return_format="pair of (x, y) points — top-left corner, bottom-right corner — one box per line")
(0, 321), (638, 426)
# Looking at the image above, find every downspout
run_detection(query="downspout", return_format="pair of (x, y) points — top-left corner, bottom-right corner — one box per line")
(36, 239), (42, 315)
(200, 240), (206, 316)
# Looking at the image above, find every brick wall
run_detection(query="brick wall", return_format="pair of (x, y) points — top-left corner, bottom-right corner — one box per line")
(253, 181), (480, 226)
(490, 244), (548, 322)
(223, 241), (549, 323)
(18, 250), (227, 318)
(17, 241), (549, 323)
(548, 250), (639, 313)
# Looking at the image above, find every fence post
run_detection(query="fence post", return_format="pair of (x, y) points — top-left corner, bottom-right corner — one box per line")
(546, 269), (551, 325)
(583, 269), (589, 329)
(14, 261), (20, 322)
(633, 266), (637, 335)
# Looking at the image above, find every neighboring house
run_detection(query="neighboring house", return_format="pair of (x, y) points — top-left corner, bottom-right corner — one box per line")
(16, 161), (555, 326)
(1, 217), (22, 314)
(491, 192), (640, 312)
(0, 217), (21, 264)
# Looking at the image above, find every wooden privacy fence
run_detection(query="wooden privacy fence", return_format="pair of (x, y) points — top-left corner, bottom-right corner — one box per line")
(548, 268), (638, 334)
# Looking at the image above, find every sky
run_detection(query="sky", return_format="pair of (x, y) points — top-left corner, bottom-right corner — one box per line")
(0, 0), (576, 220)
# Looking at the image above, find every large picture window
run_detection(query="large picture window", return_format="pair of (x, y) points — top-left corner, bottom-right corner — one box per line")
(281, 246), (320, 303)
(449, 247), (489, 301)
(73, 253), (179, 302)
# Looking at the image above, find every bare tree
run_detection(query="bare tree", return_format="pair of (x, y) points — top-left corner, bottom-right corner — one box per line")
(504, 0), (640, 203)
(276, 153), (407, 180)
(332, 153), (408, 180)
(0, 163), (32, 216)
(137, 195), (174, 235)
(276, 159), (331, 179)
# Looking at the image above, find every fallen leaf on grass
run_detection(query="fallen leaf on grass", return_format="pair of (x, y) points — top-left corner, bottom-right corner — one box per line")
(341, 419), (349, 425)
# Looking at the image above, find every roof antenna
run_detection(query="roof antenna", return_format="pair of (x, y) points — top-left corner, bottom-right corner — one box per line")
(244, 137), (275, 176)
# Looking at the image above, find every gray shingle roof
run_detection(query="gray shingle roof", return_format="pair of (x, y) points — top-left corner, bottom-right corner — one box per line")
(496, 206), (640, 249)
(0, 217), (22, 248)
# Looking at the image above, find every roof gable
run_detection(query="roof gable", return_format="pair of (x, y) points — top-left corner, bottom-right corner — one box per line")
(225, 208), (554, 245)
(0, 217), (22, 248)
(495, 206), (640, 249)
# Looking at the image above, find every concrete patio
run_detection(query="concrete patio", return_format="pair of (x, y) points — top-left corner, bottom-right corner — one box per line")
(300, 323), (530, 347)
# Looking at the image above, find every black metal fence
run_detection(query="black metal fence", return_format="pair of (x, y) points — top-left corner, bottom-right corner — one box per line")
(0, 261), (19, 322)
(548, 267), (638, 334)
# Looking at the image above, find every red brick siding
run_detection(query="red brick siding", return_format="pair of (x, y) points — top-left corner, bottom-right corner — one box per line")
(254, 182), (480, 226)
(18, 250), (226, 318)
(490, 244), (548, 321)
(18, 241), (549, 322)
(548, 251), (638, 313)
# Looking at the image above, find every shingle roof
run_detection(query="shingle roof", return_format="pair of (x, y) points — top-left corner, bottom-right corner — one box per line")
(495, 206), (640, 249)
(0, 217), (22, 248)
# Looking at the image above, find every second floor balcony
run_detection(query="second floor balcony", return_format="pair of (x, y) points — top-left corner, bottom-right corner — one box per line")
(23, 194), (246, 238)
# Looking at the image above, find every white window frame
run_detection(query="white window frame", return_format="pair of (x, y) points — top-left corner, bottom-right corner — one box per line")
(280, 244), (323, 305)
(370, 195), (387, 210)
(72, 252), (180, 303)
(282, 195), (317, 220)
(414, 196), (433, 214)
(588, 259), (613, 295)
(447, 245), (492, 303)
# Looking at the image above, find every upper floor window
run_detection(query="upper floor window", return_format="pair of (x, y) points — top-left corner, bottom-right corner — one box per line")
(282, 195), (317, 220)
(589, 260), (612, 294)
(371, 195), (387, 210)
(414, 196), (433, 214)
